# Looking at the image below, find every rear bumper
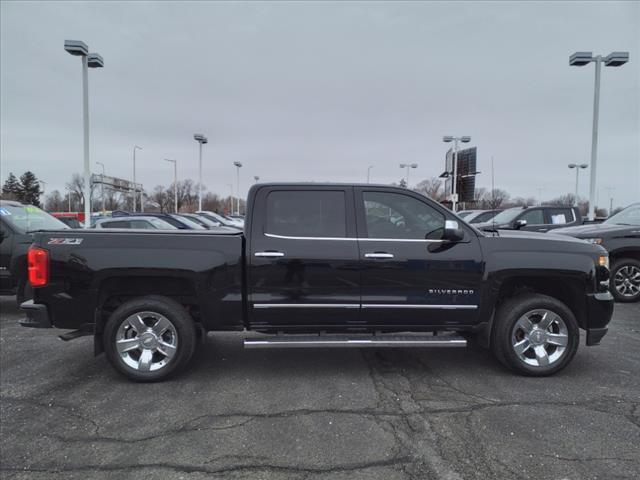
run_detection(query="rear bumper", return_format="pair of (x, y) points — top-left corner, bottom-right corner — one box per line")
(19, 300), (51, 328)
(585, 291), (614, 346)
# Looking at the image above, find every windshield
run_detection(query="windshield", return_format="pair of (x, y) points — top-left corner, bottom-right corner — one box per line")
(0, 204), (69, 233)
(457, 211), (474, 219)
(488, 208), (523, 224)
(172, 215), (206, 229)
(605, 204), (640, 226)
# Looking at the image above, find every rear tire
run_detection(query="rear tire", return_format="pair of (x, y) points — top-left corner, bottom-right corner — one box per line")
(610, 258), (640, 303)
(103, 295), (196, 382)
(492, 294), (579, 376)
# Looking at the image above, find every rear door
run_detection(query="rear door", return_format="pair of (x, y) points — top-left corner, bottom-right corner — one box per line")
(247, 186), (361, 329)
(355, 187), (483, 327)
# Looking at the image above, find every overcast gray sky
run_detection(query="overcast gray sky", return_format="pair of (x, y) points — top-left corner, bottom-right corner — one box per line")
(1, 1), (639, 208)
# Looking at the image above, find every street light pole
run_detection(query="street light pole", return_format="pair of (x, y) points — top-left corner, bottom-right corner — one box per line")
(194, 134), (208, 212)
(568, 163), (588, 206)
(64, 41), (103, 228)
(132, 145), (142, 212)
(367, 165), (373, 183)
(399, 163), (417, 189)
(442, 135), (471, 212)
(227, 183), (233, 214)
(254, 176), (260, 184)
(96, 161), (105, 212)
(164, 159), (178, 213)
(570, 51), (629, 220)
(233, 161), (243, 215)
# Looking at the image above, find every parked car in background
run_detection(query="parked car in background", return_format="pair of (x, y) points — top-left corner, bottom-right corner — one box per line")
(458, 209), (502, 224)
(554, 203), (640, 302)
(167, 214), (206, 230)
(178, 213), (220, 228)
(51, 212), (85, 228)
(196, 211), (243, 229)
(0, 200), (69, 303)
(111, 211), (200, 230)
(53, 216), (81, 228)
(94, 216), (178, 230)
(476, 206), (582, 232)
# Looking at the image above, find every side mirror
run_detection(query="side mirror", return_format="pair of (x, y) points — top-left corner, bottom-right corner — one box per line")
(442, 220), (464, 242)
(514, 219), (527, 230)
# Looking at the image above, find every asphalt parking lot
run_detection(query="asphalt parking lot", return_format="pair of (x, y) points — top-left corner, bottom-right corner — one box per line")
(1, 296), (639, 480)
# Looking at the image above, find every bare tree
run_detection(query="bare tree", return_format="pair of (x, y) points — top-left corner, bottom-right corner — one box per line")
(413, 177), (446, 201)
(44, 190), (65, 211)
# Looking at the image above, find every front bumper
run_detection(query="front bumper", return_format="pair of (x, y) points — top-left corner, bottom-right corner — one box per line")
(585, 291), (614, 346)
(19, 300), (51, 328)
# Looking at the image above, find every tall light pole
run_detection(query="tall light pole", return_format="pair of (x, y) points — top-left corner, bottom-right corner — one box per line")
(64, 40), (103, 227)
(164, 159), (178, 213)
(254, 176), (260, 184)
(96, 161), (106, 212)
(443, 135), (471, 212)
(367, 165), (373, 183)
(227, 183), (233, 214)
(570, 51), (629, 221)
(568, 163), (588, 206)
(233, 161), (243, 215)
(193, 134), (208, 211)
(65, 186), (72, 212)
(132, 145), (142, 211)
(399, 163), (417, 188)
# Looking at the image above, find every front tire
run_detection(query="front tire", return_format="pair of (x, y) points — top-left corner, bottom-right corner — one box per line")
(611, 258), (640, 303)
(103, 295), (197, 382)
(492, 294), (579, 376)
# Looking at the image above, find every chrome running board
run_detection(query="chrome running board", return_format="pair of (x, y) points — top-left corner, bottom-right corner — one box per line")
(244, 334), (467, 349)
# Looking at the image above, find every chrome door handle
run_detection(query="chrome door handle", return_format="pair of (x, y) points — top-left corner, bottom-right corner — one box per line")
(364, 253), (394, 259)
(254, 251), (285, 258)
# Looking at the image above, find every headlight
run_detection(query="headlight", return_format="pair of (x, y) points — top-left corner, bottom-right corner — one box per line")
(584, 238), (603, 245)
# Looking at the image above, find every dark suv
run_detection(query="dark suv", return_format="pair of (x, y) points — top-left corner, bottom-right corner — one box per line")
(476, 206), (582, 232)
(554, 203), (640, 302)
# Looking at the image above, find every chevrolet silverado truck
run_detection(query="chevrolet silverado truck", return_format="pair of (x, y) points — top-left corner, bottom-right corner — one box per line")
(20, 184), (614, 381)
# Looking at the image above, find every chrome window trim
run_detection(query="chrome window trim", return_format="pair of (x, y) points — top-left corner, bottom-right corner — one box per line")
(361, 304), (478, 310)
(253, 303), (478, 310)
(264, 232), (444, 243)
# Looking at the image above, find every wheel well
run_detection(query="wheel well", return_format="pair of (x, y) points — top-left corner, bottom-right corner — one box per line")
(610, 250), (640, 264)
(495, 276), (586, 329)
(97, 276), (200, 332)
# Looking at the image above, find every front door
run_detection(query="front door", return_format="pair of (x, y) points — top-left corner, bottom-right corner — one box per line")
(248, 186), (361, 330)
(355, 187), (483, 328)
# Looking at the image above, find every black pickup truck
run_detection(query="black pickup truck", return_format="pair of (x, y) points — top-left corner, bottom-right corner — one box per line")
(20, 184), (613, 381)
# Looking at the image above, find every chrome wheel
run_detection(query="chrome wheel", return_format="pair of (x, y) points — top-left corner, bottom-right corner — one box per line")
(511, 309), (568, 367)
(614, 265), (640, 298)
(116, 311), (178, 372)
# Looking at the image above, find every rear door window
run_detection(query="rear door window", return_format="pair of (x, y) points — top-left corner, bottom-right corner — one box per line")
(101, 221), (130, 228)
(266, 191), (347, 238)
(546, 208), (574, 225)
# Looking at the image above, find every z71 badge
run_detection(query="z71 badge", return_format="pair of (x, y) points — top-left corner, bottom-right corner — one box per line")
(48, 238), (83, 245)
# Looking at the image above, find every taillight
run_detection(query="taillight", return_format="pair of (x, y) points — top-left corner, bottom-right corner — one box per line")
(28, 247), (49, 287)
